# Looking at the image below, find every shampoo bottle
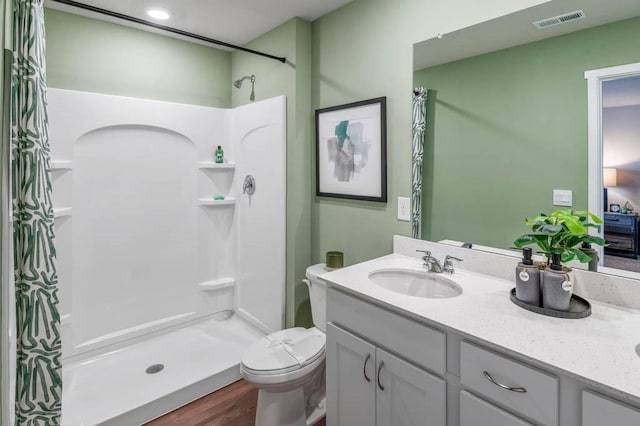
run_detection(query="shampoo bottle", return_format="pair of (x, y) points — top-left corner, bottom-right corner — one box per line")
(541, 253), (573, 311)
(515, 247), (541, 306)
(215, 145), (224, 163)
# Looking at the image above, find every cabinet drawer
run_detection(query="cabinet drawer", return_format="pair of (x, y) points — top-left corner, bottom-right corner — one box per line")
(605, 224), (635, 235)
(460, 391), (533, 426)
(582, 391), (640, 426)
(460, 341), (558, 426)
(605, 234), (635, 250)
(327, 287), (446, 375)
(604, 213), (637, 227)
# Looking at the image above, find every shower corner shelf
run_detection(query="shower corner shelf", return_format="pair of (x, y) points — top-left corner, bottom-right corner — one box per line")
(198, 277), (236, 292)
(198, 198), (236, 206)
(53, 207), (73, 218)
(198, 161), (236, 170)
(50, 160), (73, 170)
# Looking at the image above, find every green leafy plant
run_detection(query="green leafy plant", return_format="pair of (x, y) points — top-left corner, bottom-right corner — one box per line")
(513, 209), (606, 265)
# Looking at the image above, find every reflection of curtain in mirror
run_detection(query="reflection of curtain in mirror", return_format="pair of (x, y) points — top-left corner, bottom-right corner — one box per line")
(412, 88), (427, 238)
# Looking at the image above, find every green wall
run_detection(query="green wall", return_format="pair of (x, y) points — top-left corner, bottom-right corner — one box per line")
(38, 0), (549, 330)
(414, 17), (640, 249)
(231, 18), (313, 328)
(310, 0), (545, 265)
(45, 9), (231, 107)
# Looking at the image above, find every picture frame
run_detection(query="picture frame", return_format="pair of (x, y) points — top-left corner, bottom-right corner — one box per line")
(610, 203), (621, 213)
(315, 97), (387, 202)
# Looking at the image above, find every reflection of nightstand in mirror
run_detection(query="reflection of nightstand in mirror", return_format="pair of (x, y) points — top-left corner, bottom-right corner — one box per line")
(604, 212), (639, 259)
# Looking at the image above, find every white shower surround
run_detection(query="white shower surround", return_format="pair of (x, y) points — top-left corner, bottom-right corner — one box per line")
(46, 89), (286, 423)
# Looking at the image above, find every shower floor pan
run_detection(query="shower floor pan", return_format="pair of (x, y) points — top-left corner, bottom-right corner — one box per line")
(61, 313), (264, 425)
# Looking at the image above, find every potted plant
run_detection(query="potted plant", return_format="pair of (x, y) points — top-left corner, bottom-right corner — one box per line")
(513, 209), (606, 310)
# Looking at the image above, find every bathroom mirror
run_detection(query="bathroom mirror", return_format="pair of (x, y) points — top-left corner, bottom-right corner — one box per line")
(413, 0), (640, 278)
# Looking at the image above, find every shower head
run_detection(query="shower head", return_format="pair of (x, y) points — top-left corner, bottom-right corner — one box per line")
(233, 75), (255, 88)
(233, 75), (256, 101)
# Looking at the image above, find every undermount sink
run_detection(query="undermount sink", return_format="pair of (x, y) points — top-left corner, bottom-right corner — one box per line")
(368, 268), (463, 299)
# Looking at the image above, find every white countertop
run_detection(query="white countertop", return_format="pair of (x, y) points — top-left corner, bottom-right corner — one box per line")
(320, 253), (640, 403)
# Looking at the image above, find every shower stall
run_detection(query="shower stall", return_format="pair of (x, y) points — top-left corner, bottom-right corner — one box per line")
(9, 89), (286, 424)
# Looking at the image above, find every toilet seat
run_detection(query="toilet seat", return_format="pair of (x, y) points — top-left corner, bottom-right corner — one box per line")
(241, 327), (325, 386)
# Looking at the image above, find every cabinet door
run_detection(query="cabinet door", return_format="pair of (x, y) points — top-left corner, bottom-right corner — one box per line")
(326, 323), (376, 426)
(375, 348), (446, 426)
(460, 391), (533, 426)
(583, 391), (640, 426)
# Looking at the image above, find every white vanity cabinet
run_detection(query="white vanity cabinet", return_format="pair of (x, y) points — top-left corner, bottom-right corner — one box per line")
(375, 347), (446, 426)
(582, 391), (640, 426)
(326, 324), (376, 426)
(327, 323), (446, 426)
(326, 287), (447, 426)
(325, 286), (640, 426)
(460, 341), (558, 426)
(460, 391), (533, 426)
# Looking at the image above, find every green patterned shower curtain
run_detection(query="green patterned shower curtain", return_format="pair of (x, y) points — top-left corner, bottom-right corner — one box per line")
(411, 88), (427, 238)
(11, 0), (62, 424)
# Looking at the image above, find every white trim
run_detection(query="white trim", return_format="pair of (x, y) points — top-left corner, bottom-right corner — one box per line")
(280, 96), (287, 331)
(584, 62), (640, 80)
(585, 61), (640, 266)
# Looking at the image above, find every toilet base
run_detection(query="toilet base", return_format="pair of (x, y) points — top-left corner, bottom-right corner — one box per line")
(306, 397), (326, 426)
(256, 388), (306, 426)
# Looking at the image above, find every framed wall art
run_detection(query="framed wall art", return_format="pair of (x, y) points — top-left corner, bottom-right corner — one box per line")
(315, 97), (387, 202)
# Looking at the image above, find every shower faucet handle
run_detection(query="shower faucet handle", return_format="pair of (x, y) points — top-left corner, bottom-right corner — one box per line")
(243, 175), (256, 196)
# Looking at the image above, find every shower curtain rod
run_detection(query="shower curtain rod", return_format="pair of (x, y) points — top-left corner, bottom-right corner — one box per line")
(49, 0), (287, 64)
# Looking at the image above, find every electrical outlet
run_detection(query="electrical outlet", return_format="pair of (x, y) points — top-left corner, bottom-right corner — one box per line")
(398, 197), (411, 221)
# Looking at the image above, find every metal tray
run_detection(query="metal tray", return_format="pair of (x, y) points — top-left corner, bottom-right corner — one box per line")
(510, 288), (591, 319)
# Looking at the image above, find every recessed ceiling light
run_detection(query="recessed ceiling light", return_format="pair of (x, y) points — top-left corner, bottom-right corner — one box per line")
(146, 8), (170, 21)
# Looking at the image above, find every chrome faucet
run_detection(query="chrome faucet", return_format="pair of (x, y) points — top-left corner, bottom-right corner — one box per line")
(416, 250), (443, 273)
(443, 255), (463, 274)
(416, 250), (463, 274)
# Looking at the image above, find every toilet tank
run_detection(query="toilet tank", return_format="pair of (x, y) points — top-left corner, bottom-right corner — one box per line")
(304, 264), (328, 332)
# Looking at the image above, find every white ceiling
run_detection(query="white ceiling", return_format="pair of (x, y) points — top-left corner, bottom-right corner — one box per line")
(45, 0), (353, 49)
(413, 0), (640, 70)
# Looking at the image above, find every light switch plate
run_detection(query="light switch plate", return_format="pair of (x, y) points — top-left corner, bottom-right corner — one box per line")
(398, 197), (411, 221)
(553, 189), (573, 207)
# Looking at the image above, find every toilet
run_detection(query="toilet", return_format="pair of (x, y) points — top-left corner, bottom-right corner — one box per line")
(240, 263), (328, 426)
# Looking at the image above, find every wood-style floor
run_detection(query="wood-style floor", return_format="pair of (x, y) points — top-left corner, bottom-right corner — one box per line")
(147, 379), (326, 426)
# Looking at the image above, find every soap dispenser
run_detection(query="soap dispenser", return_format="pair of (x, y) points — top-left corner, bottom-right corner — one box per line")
(215, 145), (224, 163)
(515, 247), (541, 306)
(580, 242), (598, 272)
(541, 253), (573, 311)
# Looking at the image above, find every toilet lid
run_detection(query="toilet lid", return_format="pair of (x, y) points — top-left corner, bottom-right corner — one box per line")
(242, 327), (325, 375)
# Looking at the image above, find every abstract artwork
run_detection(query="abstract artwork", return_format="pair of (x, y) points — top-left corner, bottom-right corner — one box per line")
(315, 97), (387, 202)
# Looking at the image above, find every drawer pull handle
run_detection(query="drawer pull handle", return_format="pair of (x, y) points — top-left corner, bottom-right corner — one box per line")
(483, 371), (527, 393)
(363, 354), (371, 382)
(377, 361), (385, 391)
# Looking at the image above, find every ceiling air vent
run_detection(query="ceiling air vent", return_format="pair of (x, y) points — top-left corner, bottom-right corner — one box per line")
(533, 10), (585, 29)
